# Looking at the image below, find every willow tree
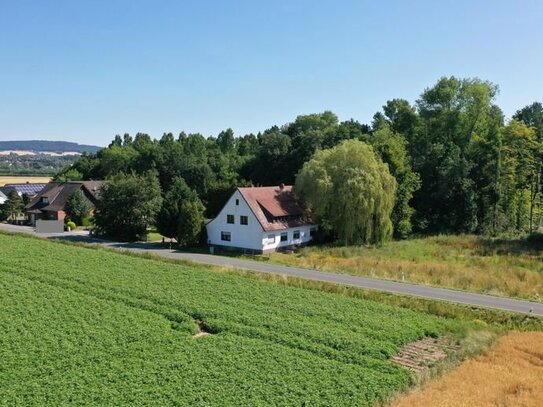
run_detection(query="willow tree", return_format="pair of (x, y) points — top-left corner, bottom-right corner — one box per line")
(295, 139), (397, 245)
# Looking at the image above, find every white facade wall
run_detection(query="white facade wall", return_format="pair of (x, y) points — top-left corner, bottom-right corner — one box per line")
(261, 225), (314, 252)
(206, 190), (265, 251)
(206, 189), (316, 252)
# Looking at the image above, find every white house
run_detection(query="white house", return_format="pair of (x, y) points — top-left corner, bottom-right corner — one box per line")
(0, 190), (7, 205)
(206, 185), (316, 254)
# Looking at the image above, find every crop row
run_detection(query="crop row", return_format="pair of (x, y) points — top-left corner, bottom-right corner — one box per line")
(0, 234), (462, 406)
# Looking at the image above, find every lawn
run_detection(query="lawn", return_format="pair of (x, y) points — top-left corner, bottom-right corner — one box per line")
(266, 235), (543, 300)
(0, 233), (472, 406)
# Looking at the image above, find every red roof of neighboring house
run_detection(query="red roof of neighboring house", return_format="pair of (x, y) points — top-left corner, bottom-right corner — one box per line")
(238, 185), (313, 231)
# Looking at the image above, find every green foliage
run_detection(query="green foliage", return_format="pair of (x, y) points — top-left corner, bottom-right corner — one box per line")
(94, 172), (163, 241)
(366, 126), (420, 238)
(156, 177), (204, 245)
(4, 190), (23, 221)
(514, 102), (543, 140)
(0, 233), (467, 406)
(296, 140), (397, 245)
(526, 231), (543, 244)
(64, 189), (91, 225)
(54, 167), (83, 182)
(65, 221), (76, 230)
(177, 200), (205, 246)
(62, 77), (543, 239)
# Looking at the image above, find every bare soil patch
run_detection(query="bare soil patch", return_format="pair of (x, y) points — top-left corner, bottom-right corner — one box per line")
(391, 337), (457, 373)
(391, 332), (543, 407)
(192, 320), (212, 338)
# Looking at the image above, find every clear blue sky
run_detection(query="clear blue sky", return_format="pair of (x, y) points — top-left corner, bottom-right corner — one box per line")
(1, 0), (542, 146)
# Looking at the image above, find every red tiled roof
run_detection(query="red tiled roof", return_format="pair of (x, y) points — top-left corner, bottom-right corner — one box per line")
(238, 185), (313, 231)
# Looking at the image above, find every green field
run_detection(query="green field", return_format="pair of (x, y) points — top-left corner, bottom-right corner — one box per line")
(0, 233), (472, 406)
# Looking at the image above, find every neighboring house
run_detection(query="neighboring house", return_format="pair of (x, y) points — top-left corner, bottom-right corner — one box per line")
(206, 185), (316, 254)
(0, 183), (47, 199)
(0, 190), (7, 205)
(26, 181), (103, 224)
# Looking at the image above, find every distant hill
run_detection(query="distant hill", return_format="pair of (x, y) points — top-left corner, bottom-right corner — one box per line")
(0, 140), (101, 154)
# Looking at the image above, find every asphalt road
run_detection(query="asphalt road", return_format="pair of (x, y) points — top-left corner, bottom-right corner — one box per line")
(1, 223), (542, 316)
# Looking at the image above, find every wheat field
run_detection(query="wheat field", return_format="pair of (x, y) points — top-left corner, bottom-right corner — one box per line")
(391, 332), (543, 407)
(0, 175), (51, 186)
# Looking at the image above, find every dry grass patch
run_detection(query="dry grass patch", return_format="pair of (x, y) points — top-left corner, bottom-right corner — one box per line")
(267, 235), (543, 300)
(391, 332), (543, 407)
(0, 175), (51, 186)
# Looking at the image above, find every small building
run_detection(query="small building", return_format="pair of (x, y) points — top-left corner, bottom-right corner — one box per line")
(206, 185), (316, 254)
(26, 181), (103, 224)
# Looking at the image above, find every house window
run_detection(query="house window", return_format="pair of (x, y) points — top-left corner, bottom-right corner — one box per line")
(240, 215), (248, 225)
(221, 232), (231, 242)
(268, 234), (275, 243)
(235, 199), (239, 206)
(293, 230), (300, 239)
(310, 227), (316, 237)
(227, 214), (234, 224)
(280, 232), (288, 242)
(41, 197), (49, 204)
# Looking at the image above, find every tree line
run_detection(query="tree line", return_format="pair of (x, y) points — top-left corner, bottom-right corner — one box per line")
(57, 76), (543, 242)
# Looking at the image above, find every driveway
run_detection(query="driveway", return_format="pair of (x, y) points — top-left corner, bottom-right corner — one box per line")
(1, 223), (542, 316)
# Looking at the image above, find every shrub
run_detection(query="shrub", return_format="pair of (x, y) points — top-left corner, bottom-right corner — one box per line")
(66, 221), (77, 231)
(527, 232), (543, 245)
(81, 217), (93, 227)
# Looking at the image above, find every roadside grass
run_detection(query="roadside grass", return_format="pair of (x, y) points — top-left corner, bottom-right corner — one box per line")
(0, 231), (493, 406)
(264, 235), (543, 301)
(2, 230), (541, 331)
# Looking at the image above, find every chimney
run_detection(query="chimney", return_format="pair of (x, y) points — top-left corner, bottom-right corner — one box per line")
(279, 183), (285, 190)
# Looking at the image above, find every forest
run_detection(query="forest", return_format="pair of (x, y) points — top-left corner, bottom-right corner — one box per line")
(58, 76), (543, 239)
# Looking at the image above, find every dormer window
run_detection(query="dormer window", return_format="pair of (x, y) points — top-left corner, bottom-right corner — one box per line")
(41, 197), (49, 204)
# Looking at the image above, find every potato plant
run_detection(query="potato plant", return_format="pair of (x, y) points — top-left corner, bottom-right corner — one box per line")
(0, 234), (463, 406)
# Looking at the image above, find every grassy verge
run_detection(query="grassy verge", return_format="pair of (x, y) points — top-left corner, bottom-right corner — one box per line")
(258, 235), (543, 301)
(3, 230), (541, 331)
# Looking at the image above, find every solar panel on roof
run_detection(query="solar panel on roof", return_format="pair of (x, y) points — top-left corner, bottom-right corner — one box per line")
(3, 183), (47, 196)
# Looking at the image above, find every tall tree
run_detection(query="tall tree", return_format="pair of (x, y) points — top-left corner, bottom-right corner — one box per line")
(5, 190), (23, 222)
(94, 172), (162, 241)
(296, 140), (396, 245)
(65, 189), (92, 225)
(367, 126), (421, 238)
(156, 178), (205, 243)
(411, 76), (503, 233)
(498, 120), (539, 232)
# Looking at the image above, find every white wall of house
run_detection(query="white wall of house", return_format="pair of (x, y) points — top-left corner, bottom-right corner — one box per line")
(261, 225), (314, 253)
(206, 190), (265, 251)
(206, 189), (317, 252)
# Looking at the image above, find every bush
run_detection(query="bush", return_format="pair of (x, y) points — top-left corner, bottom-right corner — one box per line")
(526, 231), (543, 244)
(81, 217), (93, 227)
(66, 221), (77, 231)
